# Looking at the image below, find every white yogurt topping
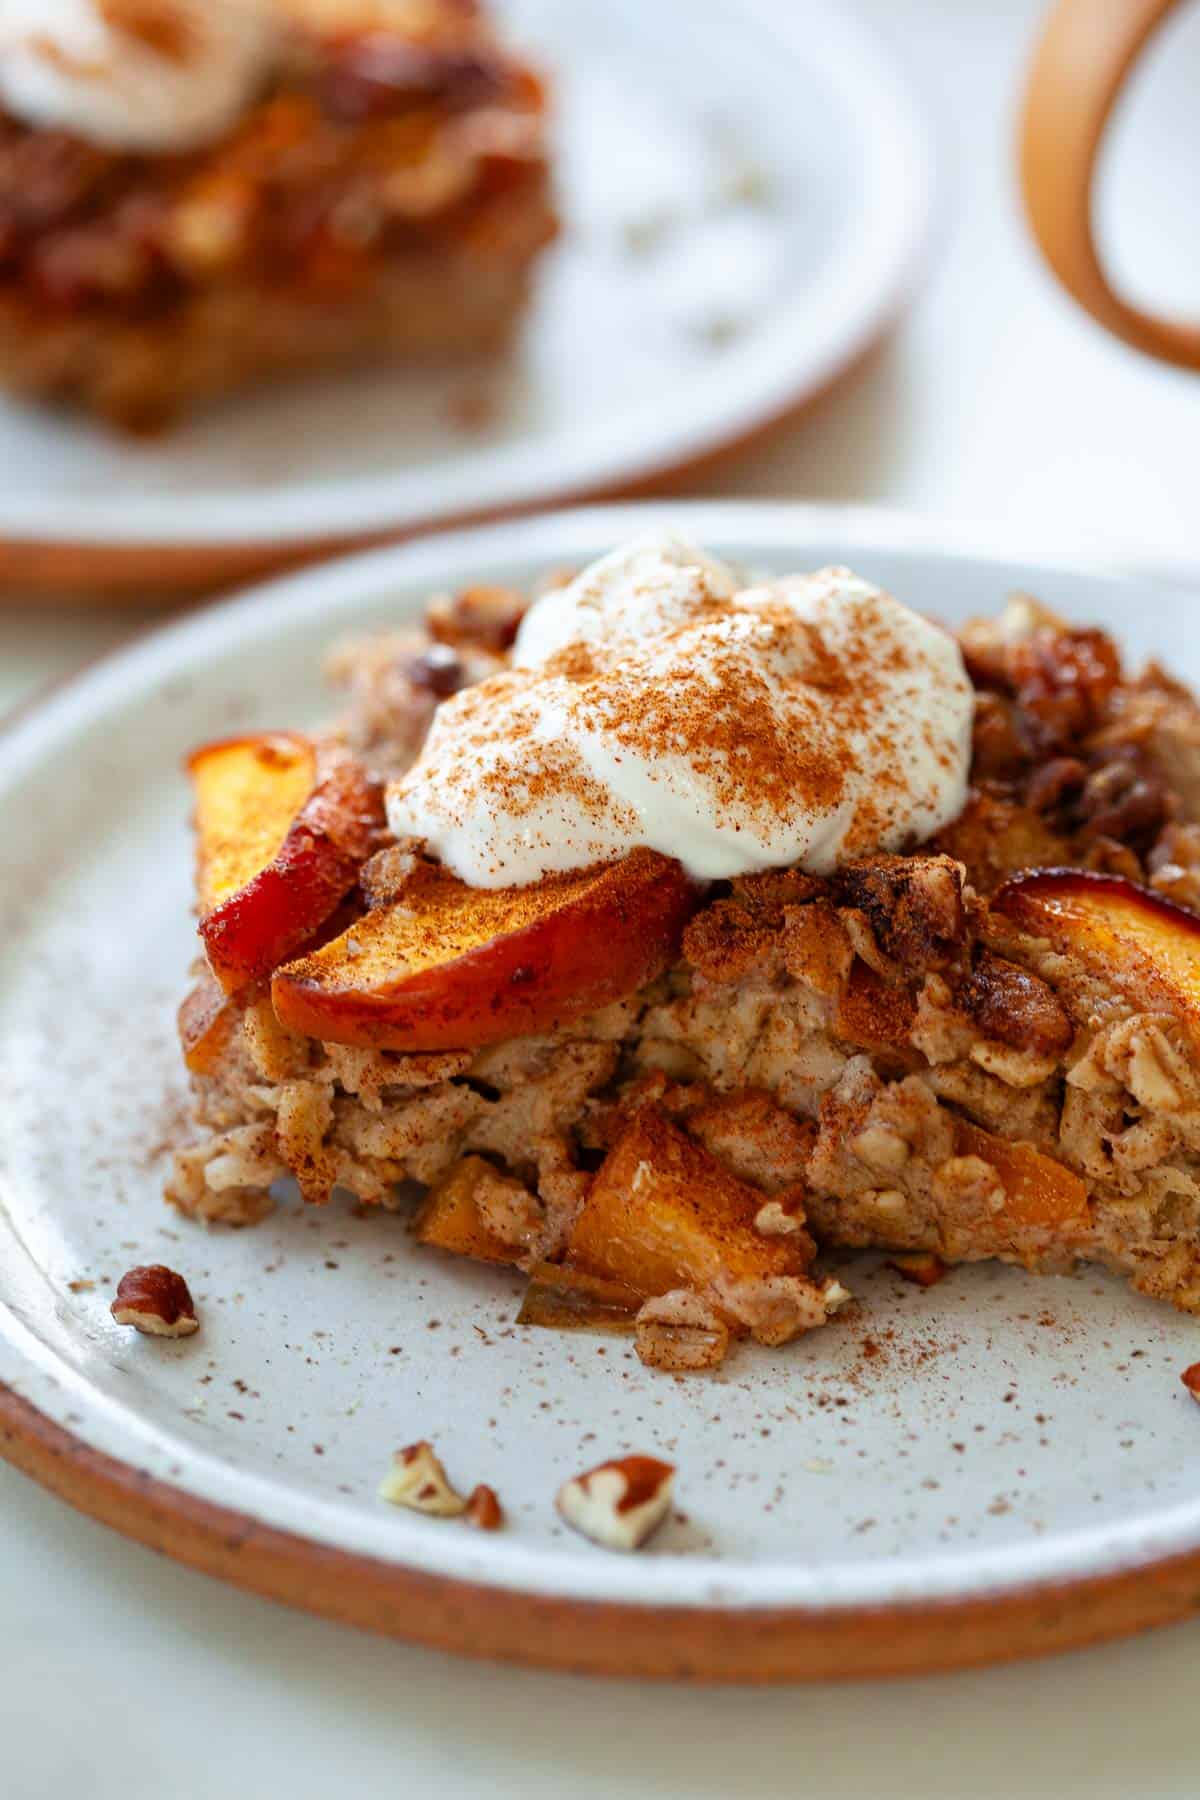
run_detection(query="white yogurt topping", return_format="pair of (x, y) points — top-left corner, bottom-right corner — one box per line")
(0, 0), (276, 152)
(386, 533), (975, 889)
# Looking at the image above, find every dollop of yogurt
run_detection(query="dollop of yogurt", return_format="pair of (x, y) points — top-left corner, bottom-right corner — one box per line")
(0, 0), (276, 152)
(387, 534), (975, 889)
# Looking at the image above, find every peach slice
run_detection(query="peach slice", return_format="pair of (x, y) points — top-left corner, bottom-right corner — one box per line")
(412, 1157), (525, 1266)
(190, 733), (383, 995)
(271, 849), (699, 1052)
(177, 972), (240, 1076)
(192, 734), (313, 914)
(955, 1118), (1089, 1233)
(994, 869), (1200, 1039)
(565, 1109), (812, 1305)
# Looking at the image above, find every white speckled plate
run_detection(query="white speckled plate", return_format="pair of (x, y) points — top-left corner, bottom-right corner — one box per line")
(0, 0), (931, 593)
(4, 503), (1200, 1682)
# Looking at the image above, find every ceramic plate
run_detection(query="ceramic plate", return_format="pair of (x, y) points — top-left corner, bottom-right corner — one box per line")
(5, 503), (1200, 1683)
(0, 1), (931, 593)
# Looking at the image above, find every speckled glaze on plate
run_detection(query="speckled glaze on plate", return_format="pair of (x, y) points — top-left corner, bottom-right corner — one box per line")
(4, 503), (1200, 1682)
(0, 0), (931, 595)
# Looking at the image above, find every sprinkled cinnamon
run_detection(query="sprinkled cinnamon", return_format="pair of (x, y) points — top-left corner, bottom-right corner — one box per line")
(387, 545), (974, 890)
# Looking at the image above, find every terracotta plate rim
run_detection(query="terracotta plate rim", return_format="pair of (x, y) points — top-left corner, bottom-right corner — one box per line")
(7, 1380), (1200, 1683)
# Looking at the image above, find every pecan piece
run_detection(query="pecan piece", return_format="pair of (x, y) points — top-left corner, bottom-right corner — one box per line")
(378, 1441), (467, 1516)
(401, 643), (469, 699)
(465, 1484), (504, 1530)
(359, 841), (422, 909)
(1008, 626), (1122, 752)
(556, 1455), (675, 1551)
(1024, 756), (1086, 819)
(959, 949), (1074, 1056)
(110, 1265), (199, 1337)
(1075, 746), (1172, 852)
(835, 855), (965, 972)
(426, 584), (527, 654)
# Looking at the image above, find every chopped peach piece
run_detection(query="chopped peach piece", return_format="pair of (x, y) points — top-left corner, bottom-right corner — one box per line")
(190, 733), (383, 995)
(995, 870), (1200, 1039)
(177, 972), (240, 1076)
(956, 1118), (1089, 1232)
(566, 1109), (812, 1304)
(272, 849), (699, 1052)
(888, 1251), (947, 1288)
(412, 1157), (525, 1267)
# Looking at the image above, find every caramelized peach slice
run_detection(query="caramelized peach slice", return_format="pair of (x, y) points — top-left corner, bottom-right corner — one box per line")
(517, 1262), (641, 1332)
(272, 849), (698, 1052)
(412, 1157), (525, 1266)
(191, 733), (313, 913)
(566, 1109), (812, 1305)
(177, 972), (240, 1076)
(190, 734), (383, 995)
(955, 1118), (1089, 1232)
(995, 869), (1200, 1038)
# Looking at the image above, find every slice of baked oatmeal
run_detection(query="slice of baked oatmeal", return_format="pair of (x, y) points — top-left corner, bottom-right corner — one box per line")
(167, 542), (1200, 1371)
(0, 0), (556, 429)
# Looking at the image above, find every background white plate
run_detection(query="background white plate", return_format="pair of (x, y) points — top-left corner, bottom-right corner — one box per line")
(3, 503), (1200, 1679)
(0, 1), (930, 564)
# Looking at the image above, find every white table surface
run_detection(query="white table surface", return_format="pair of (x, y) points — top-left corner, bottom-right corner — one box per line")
(4, 1), (1200, 1794)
